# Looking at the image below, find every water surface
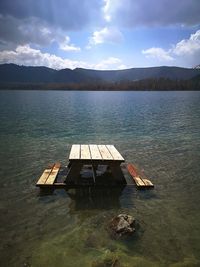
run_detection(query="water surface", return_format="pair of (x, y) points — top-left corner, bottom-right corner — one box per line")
(0, 90), (200, 267)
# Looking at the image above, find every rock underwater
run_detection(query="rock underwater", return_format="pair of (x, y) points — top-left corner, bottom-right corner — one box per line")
(108, 214), (136, 238)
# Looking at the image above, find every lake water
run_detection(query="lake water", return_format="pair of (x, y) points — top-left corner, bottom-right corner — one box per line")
(0, 90), (200, 267)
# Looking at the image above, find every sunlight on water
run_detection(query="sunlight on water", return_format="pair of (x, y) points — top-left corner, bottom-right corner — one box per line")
(0, 91), (200, 267)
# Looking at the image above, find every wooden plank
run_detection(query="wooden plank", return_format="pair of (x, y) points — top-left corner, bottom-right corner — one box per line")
(106, 145), (124, 161)
(36, 166), (54, 185)
(98, 145), (113, 160)
(127, 164), (138, 177)
(80, 145), (91, 160)
(69, 144), (80, 160)
(143, 179), (154, 187)
(127, 164), (154, 188)
(45, 162), (61, 185)
(134, 176), (146, 187)
(89, 144), (102, 160)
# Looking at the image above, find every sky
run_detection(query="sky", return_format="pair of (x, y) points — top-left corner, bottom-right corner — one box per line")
(0, 0), (200, 70)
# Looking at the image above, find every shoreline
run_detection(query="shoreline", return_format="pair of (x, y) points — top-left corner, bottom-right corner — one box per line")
(0, 80), (200, 91)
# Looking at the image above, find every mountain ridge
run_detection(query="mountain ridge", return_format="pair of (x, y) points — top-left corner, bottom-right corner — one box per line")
(0, 63), (200, 84)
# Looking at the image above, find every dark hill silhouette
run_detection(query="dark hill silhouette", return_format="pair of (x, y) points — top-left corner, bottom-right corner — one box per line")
(0, 63), (199, 83)
(0, 64), (56, 83)
(192, 73), (200, 81)
(74, 66), (200, 81)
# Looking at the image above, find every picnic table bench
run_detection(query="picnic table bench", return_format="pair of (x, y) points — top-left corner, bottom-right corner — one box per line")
(35, 144), (154, 189)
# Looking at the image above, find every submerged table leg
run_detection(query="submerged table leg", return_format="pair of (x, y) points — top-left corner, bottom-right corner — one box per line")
(109, 163), (125, 183)
(65, 162), (82, 184)
(91, 164), (98, 183)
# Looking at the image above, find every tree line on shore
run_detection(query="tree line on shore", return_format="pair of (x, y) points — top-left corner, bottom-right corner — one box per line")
(0, 77), (199, 91)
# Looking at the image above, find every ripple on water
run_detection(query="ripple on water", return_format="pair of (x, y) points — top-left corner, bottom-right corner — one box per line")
(0, 91), (200, 267)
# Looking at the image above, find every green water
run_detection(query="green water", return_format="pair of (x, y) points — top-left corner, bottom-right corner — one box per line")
(0, 90), (200, 267)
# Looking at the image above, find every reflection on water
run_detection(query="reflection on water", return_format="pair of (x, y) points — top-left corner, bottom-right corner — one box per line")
(67, 186), (125, 210)
(0, 91), (200, 267)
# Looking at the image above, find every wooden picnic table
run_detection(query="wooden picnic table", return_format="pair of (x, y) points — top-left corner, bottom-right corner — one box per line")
(66, 144), (125, 183)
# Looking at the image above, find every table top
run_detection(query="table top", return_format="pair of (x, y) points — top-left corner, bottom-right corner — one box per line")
(69, 144), (124, 162)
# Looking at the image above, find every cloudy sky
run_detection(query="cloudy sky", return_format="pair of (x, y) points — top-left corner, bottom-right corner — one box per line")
(0, 0), (200, 70)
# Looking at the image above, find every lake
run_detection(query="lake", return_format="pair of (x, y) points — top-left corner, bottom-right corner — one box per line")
(0, 90), (200, 267)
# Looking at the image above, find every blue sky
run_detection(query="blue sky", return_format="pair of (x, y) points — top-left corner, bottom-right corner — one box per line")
(0, 0), (200, 70)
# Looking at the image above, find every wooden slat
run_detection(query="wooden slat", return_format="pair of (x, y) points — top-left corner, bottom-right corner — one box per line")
(81, 145), (91, 160)
(143, 179), (154, 187)
(89, 144), (102, 160)
(134, 176), (146, 187)
(127, 164), (138, 177)
(36, 166), (54, 185)
(45, 162), (61, 185)
(127, 164), (154, 188)
(106, 145), (124, 161)
(98, 145), (113, 160)
(69, 144), (80, 160)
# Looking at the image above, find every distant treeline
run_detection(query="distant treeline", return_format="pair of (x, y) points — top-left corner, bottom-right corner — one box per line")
(0, 77), (200, 91)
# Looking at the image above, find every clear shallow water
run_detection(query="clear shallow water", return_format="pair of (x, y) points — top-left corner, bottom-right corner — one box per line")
(0, 90), (200, 267)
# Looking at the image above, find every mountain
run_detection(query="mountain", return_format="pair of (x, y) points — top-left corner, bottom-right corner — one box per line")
(192, 73), (200, 81)
(0, 63), (200, 83)
(74, 66), (200, 82)
(0, 64), (56, 83)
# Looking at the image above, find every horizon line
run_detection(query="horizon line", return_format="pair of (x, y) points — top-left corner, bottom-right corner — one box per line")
(0, 62), (198, 71)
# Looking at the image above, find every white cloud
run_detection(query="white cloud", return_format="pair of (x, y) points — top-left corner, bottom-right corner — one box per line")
(142, 47), (174, 61)
(59, 36), (81, 52)
(0, 15), (81, 53)
(102, 0), (121, 23)
(102, 0), (112, 22)
(142, 30), (200, 66)
(0, 15), (57, 49)
(0, 45), (87, 69)
(0, 45), (125, 70)
(173, 30), (200, 55)
(88, 26), (123, 46)
(94, 56), (122, 69)
(117, 64), (128, 70)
